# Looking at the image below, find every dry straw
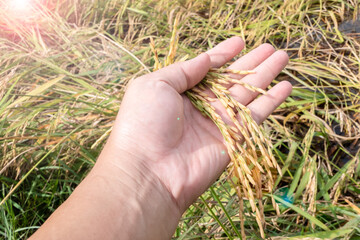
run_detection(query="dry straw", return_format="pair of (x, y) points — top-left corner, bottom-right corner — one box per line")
(151, 16), (281, 239)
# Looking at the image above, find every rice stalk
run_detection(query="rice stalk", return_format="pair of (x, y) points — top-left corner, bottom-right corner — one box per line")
(152, 15), (282, 239)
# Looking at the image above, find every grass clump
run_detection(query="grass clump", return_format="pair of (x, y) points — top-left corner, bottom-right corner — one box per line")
(0, 0), (359, 239)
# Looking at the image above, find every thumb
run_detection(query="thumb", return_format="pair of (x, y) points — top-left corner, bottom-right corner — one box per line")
(149, 53), (211, 93)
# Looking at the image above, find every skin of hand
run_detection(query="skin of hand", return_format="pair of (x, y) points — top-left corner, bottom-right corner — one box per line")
(30, 37), (292, 240)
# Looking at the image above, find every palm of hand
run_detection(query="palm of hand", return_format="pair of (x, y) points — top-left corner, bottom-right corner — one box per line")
(109, 37), (292, 212)
(112, 77), (224, 210)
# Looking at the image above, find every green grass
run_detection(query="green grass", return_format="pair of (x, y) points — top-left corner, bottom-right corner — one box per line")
(0, 0), (360, 239)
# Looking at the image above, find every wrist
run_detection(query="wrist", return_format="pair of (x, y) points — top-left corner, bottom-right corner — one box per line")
(30, 142), (181, 240)
(92, 143), (182, 239)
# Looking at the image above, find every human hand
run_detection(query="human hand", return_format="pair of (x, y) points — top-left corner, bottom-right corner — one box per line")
(103, 37), (292, 212)
(30, 37), (292, 240)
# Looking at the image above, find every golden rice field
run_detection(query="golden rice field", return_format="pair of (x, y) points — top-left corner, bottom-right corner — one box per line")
(0, 0), (359, 239)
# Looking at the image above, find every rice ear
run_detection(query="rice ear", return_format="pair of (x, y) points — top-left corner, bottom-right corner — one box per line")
(152, 17), (281, 239)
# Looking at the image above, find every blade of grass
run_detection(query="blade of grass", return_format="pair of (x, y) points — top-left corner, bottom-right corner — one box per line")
(272, 195), (330, 231)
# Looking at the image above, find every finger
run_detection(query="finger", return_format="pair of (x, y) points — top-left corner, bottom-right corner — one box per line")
(222, 43), (276, 88)
(147, 37), (244, 94)
(199, 37), (245, 99)
(149, 53), (211, 93)
(229, 50), (289, 105)
(206, 44), (277, 124)
(206, 36), (244, 67)
(247, 81), (292, 124)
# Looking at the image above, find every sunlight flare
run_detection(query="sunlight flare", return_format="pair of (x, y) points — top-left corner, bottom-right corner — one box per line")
(7, 0), (33, 14)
